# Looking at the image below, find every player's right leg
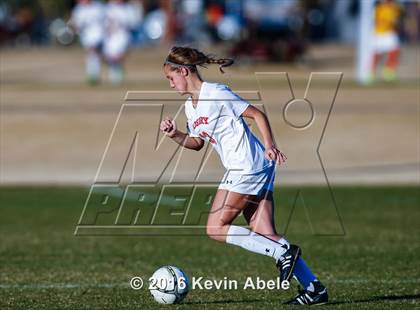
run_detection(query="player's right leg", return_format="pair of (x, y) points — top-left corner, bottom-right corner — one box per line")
(206, 190), (289, 261)
(206, 189), (247, 241)
(85, 47), (101, 85)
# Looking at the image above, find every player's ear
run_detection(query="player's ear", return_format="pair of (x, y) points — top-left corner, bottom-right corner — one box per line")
(180, 67), (189, 77)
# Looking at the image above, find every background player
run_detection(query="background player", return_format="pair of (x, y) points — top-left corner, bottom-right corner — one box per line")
(160, 46), (328, 306)
(69, 0), (105, 85)
(371, 0), (402, 82)
(103, 0), (139, 85)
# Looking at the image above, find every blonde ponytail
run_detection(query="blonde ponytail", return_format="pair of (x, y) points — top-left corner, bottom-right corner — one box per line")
(164, 46), (234, 74)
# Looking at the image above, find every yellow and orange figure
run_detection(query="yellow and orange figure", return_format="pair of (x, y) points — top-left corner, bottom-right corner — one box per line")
(372, 0), (402, 82)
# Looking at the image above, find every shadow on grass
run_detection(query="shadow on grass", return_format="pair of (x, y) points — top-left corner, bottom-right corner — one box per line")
(183, 294), (420, 306)
(183, 298), (277, 305)
(328, 294), (420, 305)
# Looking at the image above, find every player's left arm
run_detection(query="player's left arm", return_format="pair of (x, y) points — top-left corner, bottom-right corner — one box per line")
(241, 105), (287, 165)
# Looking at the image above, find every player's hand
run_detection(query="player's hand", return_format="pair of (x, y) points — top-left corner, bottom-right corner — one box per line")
(160, 117), (177, 138)
(265, 145), (287, 165)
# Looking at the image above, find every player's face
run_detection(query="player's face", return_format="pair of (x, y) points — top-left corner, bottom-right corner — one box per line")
(164, 66), (188, 95)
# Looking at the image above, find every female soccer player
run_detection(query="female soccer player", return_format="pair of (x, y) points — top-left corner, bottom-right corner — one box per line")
(70, 0), (105, 85)
(160, 46), (328, 305)
(371, 0), (402, 82)
(103, 0), (140, 84)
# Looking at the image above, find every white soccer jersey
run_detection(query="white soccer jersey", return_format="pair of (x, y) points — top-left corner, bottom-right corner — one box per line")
(185, 82), (272, 174)
(103, 2), (139, 59)
(71, 1), (105, 48)
(105, 2), (138, 35)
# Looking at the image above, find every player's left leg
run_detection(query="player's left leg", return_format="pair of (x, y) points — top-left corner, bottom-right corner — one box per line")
(242, 190), (300, 284)
(103, 33), (129, 85)
(371, 52), (381, 82)
(107, 57), (124, 85)
(242, 190), (280, 240)
(244, 191), (328, 305)
(383, 48), (400, 81)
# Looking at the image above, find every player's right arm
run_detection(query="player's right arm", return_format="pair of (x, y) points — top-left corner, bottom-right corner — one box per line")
(160, 117), (204, 151)
(67, 6), (81, 33)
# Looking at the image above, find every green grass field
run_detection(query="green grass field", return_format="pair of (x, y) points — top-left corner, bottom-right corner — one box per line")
(0, 186), (419, 309)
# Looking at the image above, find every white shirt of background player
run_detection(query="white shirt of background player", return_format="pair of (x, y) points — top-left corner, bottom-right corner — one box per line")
(71, 0), (105, 48)
(103, 1), (140, 59)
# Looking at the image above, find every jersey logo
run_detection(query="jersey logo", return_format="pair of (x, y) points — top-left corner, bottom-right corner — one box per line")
(193, 116), (209, 129)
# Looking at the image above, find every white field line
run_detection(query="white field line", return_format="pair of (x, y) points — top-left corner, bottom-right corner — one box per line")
(0, 279), (419, 289)
(0, 283), (129, 289)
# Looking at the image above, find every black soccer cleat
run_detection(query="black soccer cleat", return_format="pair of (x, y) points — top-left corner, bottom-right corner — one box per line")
(283, 281), (328, 306)
(276, 244), (301, 283)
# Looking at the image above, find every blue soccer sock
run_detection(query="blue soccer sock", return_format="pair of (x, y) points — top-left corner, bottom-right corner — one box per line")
(293, 257), (317, 289)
